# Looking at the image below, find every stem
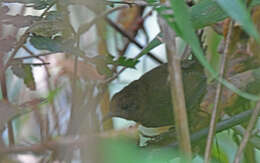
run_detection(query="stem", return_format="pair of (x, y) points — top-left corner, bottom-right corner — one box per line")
(204, 21), (233, 163)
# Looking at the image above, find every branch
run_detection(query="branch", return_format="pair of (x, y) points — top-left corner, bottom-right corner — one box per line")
(158, 17), (192, 159)
(233, 101), (260, 163)
(165, 109), (256, 148)
(105, 18), (164, 64)
(204, 21), (234, 163)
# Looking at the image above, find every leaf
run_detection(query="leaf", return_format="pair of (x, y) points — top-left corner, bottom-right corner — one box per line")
(216, 0), (260, 42)
(169, 0), (259, 101)
(190, 0), (227, 29)
(135, 33), (163, 60)
(45, 11), (62, 21)
(11, 60), (36, 90)
(29, 35), (63, 52)
(0, 100), (19, 130)
(152, 0), (260, 31)
(29, 20), (66, 37)
(250, 0), (260, 8)
(211, 142), (229, 163)
(46, 87), (61, 103)
(115, 56), (139, 68)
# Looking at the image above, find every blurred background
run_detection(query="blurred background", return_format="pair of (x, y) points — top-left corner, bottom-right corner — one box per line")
(0, 0), (260, 162)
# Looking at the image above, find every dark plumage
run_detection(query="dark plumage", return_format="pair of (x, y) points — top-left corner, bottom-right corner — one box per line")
(108, 60), (207, 128)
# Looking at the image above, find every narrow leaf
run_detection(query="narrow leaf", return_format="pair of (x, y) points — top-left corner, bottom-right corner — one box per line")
(170, 0), (259, 101)
(216, 0), (260, 42)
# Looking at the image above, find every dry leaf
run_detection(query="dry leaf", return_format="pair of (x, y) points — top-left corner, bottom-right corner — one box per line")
(47, 53), (106, 80)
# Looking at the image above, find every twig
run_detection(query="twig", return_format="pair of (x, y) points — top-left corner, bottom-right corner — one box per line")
(204, 21), (233, 163)
(78, 5), (128, 35)
(232, 122), (260, 150)
(1, 109), (255, 155)
(105, 0), (160, 7)
(4, 2), (55, 70)
(158, 18), (192, 159)
(0, 136), (89, 154)
(13, 52), (54, 60)
(233, 101), (260, 163)
(0, 54), (15, 146)
(106, 18), (163, 64)
(166, 109), (255, 148)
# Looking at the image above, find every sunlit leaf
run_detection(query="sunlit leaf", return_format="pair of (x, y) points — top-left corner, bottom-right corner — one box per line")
(115, 56), (139, 68)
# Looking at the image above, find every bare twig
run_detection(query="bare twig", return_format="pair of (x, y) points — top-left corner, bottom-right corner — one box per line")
(105, 0), (160, 7)
(158, 18), (192, 159)
(233, 101), (260, 163)
(204, 21), (234, 163)
(0, 53), (15, 146)
(78, 5), (128, 35)
(4, 2), (55, 70)
(106, 18), (164, 64)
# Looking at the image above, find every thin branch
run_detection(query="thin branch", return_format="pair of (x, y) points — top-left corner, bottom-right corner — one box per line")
(4, 3), (55, 70)
(165, 109), (256, 148)
(158, 18), (191, 159)
(105, 0), (160, 7)
(106, 18), (164, 64)
(204, 21), (233, 163)
(13, 52), (54, 60)
(233, 101), (260, 163)
(0, 109), (255, 155)
(0, 54), (15, 146)
(78, 5), (128, 35)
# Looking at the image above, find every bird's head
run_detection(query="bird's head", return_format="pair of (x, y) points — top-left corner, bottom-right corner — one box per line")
(102, 83), (141, 123)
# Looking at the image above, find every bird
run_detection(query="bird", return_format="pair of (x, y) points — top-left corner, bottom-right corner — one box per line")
(105, 59), (207, 128)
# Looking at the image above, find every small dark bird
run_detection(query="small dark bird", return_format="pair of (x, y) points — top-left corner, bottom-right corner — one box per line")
(106, 60), (207, 128)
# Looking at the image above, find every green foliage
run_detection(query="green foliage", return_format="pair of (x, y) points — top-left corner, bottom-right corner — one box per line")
(149, 0), (260, 101)
(11, 60), (36, 90)
(216, 0), (260, 42)
(46, 87), (62, 103)
(30, 35), (64, 52)
(45, 11), (62, 21)
(212, 142), (229, 163)
(115, 56), (139, 68)
(102, 138), (182, 163)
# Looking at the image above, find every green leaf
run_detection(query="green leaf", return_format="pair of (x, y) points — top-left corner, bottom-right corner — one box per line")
(47, 87), (62, 103)
(11, 60), (36, 90)
(115, 56), (139, 68)
(216, 0), (260, 42)
(169, 0), (259, 101)
(45, 11), (62, 21)
(250, 0), (260, 8)
(211, 141), (230, 163)
(190, 0), (228, 29)
(153, 0), (260, 31)
(135, 33), (163, 60)
(30, 35), (63, 52)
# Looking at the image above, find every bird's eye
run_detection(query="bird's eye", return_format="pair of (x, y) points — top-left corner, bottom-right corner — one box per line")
(121, 103), (137, 111)
(121, 103), (130, 110)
